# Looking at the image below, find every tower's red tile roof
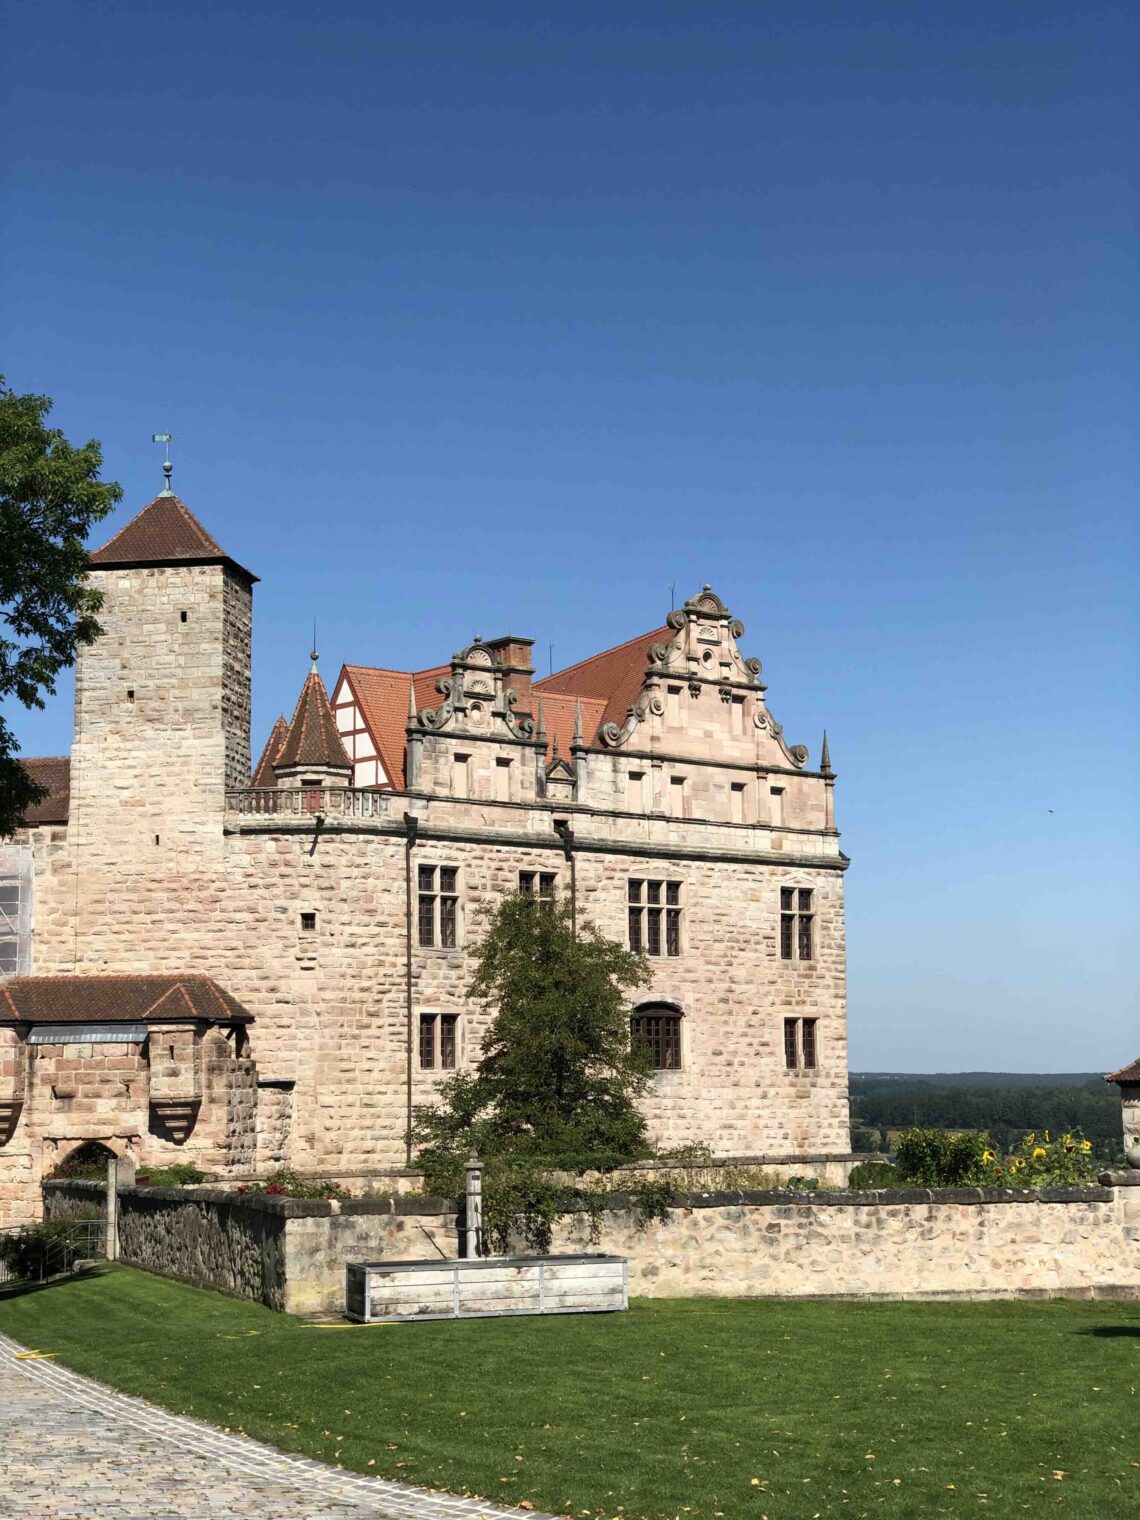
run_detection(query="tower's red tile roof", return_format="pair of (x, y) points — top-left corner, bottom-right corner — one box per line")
(276, 666), (351, 772)
(251, 717), (289, 788)
(0, 974), (252, 1025)
(1106, 1058), (1140, 1084)
(534, 626), (672, 740)
(16, 757), (71, 826)
(90, 494), (257, 583)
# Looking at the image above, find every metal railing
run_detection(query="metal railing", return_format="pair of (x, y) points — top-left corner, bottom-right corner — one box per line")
(0, 1217), (107, 1285)
(226, 787), (390, 819)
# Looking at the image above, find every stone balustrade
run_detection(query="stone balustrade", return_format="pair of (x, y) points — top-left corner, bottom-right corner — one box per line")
(225, 787), (391, 820)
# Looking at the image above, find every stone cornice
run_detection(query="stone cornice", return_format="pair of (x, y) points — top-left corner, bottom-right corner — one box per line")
(226, 813), (849, 871)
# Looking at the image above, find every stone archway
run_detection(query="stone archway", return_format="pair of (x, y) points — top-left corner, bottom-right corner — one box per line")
(46, 1139), (119, 1182)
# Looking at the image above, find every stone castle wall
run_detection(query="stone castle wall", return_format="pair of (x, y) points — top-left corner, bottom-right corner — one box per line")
(61, 1181), (1140, 1317)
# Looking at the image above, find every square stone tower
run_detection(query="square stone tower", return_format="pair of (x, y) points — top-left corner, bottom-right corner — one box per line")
(51, 486), (256, 967)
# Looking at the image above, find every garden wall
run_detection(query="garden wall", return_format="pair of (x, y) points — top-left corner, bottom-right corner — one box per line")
(48, 1176), (1140, 1316)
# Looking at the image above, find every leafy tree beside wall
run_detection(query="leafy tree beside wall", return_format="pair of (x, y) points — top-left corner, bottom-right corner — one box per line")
(411, 893), (671, 1250)
(0, 376), (121, 836)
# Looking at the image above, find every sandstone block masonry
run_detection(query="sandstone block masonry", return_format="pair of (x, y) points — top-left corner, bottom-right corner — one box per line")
(45, 1179), (1140, 1317)
(5, 494), (854, 1212)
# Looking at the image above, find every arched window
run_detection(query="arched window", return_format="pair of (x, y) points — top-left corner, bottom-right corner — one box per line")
(630, 1003), (683, 1070)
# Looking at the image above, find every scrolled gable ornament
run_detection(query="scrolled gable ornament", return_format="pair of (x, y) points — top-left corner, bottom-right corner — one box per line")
(754, 705), (809, 768)
(599, 690), (665, 748)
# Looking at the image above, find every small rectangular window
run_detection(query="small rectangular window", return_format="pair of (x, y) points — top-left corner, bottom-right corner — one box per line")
(784, 1018), (799, 1070)
(440, 1013), (458, 1069)
(418, 892), (436, 948)
(519, 871), (536, 896)
(180, 610), (188, 623)
(628, 905), (643, 952)
(802, 1018), (818, 1069)
(439, 897), (457, 948)
(631, 1011), (682, 1070)
(300, 911), (317, 932)
(647, 907), (662, 956)
(780, 885), (814, 961)
(538, 872), (557, 900)
(419, 1013), (437, 1069)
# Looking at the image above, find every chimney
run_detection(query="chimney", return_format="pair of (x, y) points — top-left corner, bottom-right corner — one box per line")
(484, 635), (535, 711)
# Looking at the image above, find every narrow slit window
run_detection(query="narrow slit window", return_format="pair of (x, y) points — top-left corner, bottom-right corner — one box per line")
(300, 911), (317, 932)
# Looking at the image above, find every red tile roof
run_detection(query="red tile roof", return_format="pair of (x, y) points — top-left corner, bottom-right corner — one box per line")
(251, 716), (289, 787)
(535, 626), (672, 740)
(276, 666), (351, 772)
(341, 664), (449, 790)
(0, 975), (252, 1025)
(90, 494), (258, 583)
(16, 757), (70, 826)
(538, 692), (607, 763)
(1106, 1058), (1140, 1084)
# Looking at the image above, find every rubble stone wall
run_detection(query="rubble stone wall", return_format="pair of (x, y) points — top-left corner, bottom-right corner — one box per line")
(79, 1183), (1140, 1317)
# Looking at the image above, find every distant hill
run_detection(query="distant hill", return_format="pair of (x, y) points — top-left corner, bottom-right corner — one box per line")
(848, 1071), (1122, 1161)
(852, 1072), (1102, 1090)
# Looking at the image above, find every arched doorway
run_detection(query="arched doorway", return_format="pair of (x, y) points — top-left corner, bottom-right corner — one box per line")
(46, 1140), (118, 1182)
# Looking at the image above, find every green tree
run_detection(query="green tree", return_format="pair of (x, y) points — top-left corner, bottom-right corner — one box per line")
(0, 376), (121, 836)
(413, 893), (653, 1177)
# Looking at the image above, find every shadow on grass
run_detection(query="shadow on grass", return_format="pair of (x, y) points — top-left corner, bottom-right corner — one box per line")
(1078, 1325), (1140, 1338)
(0, 1265), (106, 1304)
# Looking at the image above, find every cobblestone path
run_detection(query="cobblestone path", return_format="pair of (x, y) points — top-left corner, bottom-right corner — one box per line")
(0, 1333), (557, 1520)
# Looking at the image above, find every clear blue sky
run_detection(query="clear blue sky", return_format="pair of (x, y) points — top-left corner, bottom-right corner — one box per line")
(5, 2), (1137, 1071)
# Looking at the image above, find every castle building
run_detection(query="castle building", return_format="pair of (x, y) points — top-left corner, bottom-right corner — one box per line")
(0, 482), (851, 1221)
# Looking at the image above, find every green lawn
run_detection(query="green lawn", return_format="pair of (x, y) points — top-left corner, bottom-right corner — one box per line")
(1, 1267), (1137, 1519)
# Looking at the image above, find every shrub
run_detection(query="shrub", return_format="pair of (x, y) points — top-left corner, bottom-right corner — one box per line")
(894, 1128), (990, 1187)
(237, 1170), (349, 1201)
(851, 1126), (884, 1153)
(783, 1175), (820, 1193)
(0, 1220), (89, 1280)
(847, 1161), (903, 1189)
(135, 1163), (208, 1186)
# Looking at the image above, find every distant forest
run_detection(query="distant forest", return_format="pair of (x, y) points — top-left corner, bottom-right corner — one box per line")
(849, 1073), (1123, 1161)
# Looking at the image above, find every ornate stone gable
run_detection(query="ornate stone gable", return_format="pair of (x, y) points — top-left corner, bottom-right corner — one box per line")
(598, 585), (810, 770)
(412, 638), (536, 744)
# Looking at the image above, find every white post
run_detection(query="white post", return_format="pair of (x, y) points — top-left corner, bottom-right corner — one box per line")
(464, 1150), (484, 1259)
(105, 1156), (118, 1261)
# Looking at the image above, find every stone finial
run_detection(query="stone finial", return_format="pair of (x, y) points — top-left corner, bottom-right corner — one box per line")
(573, 699), (584, 747)
(536, 699), (546, 742)
(820, 730), (833, 777)
(407, 676), (418, 721)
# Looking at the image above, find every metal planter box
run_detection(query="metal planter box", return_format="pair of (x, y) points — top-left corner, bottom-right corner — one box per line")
(345, 1253), (628, 1323)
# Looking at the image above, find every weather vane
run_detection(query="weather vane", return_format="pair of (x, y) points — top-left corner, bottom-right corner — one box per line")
(152, 433), (173, 494)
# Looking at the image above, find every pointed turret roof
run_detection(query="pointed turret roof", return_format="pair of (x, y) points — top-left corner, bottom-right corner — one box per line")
(251, 716), (289, 787)
(275, 659), (351, 772)
(90, 494), (258, 583)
